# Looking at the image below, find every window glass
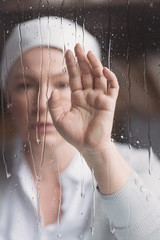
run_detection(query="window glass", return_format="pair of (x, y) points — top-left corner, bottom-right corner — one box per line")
(0, 1), (160, 239)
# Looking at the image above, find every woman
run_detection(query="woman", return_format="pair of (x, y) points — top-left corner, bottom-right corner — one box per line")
(0, 16), (160, 240)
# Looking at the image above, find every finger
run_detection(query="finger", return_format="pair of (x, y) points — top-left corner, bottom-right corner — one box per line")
(103, 67), (119, 99)
(65, 50), (83, 92)
(87, 51), (107, 92)
(86, 90), (115, 112)
(75, 43), (94, 89)
(48, 90), (65, 124)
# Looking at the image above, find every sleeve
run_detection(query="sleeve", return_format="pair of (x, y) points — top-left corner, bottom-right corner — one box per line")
(95, 167), (160, 240)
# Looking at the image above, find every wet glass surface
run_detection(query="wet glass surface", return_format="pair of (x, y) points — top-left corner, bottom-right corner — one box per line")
(0, 1), (160, 239)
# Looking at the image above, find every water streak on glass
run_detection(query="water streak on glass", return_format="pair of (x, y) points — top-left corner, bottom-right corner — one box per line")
(74, 0), (78, 45)
(39, 16), (51, 171)
(143, 53), (152, 174)
(82, 0), (86, 51)
(125, 1), (132, 236)
(108, 0), (112, 70)
(142, 0), (152, 175)
(80, 154), (85, 198)
(0, 31), (11, 178)
(18, 26), (44, 233)
(90, 169), (96, 236)
(36, 180), (42, 231)
(126, 0), (132, 150)
(60, 1), (66, 63)
(56, 148), (62, 239)
(36, 16), (43, 145)
(18, 23), (41, 178)
(0, 81), (11, 178)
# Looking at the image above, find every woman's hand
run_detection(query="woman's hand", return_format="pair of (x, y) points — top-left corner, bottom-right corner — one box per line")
(49, 43), (131, 194)
(48, 43), (119, 153)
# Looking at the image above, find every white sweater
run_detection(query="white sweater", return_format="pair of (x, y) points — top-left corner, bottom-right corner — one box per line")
(0, 140), (160, 240)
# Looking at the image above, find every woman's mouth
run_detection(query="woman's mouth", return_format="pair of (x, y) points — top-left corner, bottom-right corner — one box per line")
(31, 122), (56, 133)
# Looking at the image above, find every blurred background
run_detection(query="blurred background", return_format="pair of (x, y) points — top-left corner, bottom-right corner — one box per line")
(0, 0), (160, 158)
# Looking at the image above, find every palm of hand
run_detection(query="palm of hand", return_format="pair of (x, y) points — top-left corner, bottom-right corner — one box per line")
(49, 44), (119, 152)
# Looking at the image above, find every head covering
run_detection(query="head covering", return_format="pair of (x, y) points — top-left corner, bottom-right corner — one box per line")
(0, 16), (101, 92)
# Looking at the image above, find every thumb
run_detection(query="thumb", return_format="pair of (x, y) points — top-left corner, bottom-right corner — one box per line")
(48, 90), (65, 125)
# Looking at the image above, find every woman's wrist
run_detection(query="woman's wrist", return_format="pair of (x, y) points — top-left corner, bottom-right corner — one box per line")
(80, 142), (132, 195)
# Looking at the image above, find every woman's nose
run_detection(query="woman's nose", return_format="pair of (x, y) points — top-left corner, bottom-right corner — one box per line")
(38, 85), (52, 112)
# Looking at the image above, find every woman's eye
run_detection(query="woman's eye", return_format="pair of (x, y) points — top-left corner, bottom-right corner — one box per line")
(58, 82), (69, 89)
(17, 83), (34, 90)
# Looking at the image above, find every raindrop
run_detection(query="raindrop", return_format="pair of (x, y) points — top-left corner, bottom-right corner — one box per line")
(25, 66), (29, 70)
(36, 138), (41, 144)
(49, 159), (54, 163)
(6, 173), (11, 179)
(57, 233), (62, 238)
(146, 193), (151, 201)
(140, 185), (145, 192)
(150, 2), (153, 8)
(81, 192), (85, 198)
(62, 67), (66, 73)
(90, 226), (94, 236)
(14, 154), (17, 158)
(79, 234), (83, 239)
(7, 103), (12, 109)
(109, 222), (115, 234)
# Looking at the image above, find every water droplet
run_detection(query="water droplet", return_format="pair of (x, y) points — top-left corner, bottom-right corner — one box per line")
(150, 2), (153, 8)
(14, 154), (17, 158)
(62, 67), (67, 73)
(29, 6), (32, 9)
(146, 193), (151, 201)
(134, 178), (139, 185)
(140, 185), (145, 192)
(6, 173), (11, 178)
(90, 226), (94, 236)
(37, 138), (41, 144)
(49, 159), (54, 163)
(109, 222), (115, 234)
(57, 233), (62, 238)
(81, 192), (85, 198)
(7, 103), (12, 109)
(25, 66), (29, 70)
(79, 234), (83, 239)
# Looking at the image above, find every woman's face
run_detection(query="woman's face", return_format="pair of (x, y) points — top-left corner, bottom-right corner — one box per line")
(8, 47), (71, 146)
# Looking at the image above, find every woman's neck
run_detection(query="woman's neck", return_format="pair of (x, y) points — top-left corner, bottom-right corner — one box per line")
(24, 140), (78, 183)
